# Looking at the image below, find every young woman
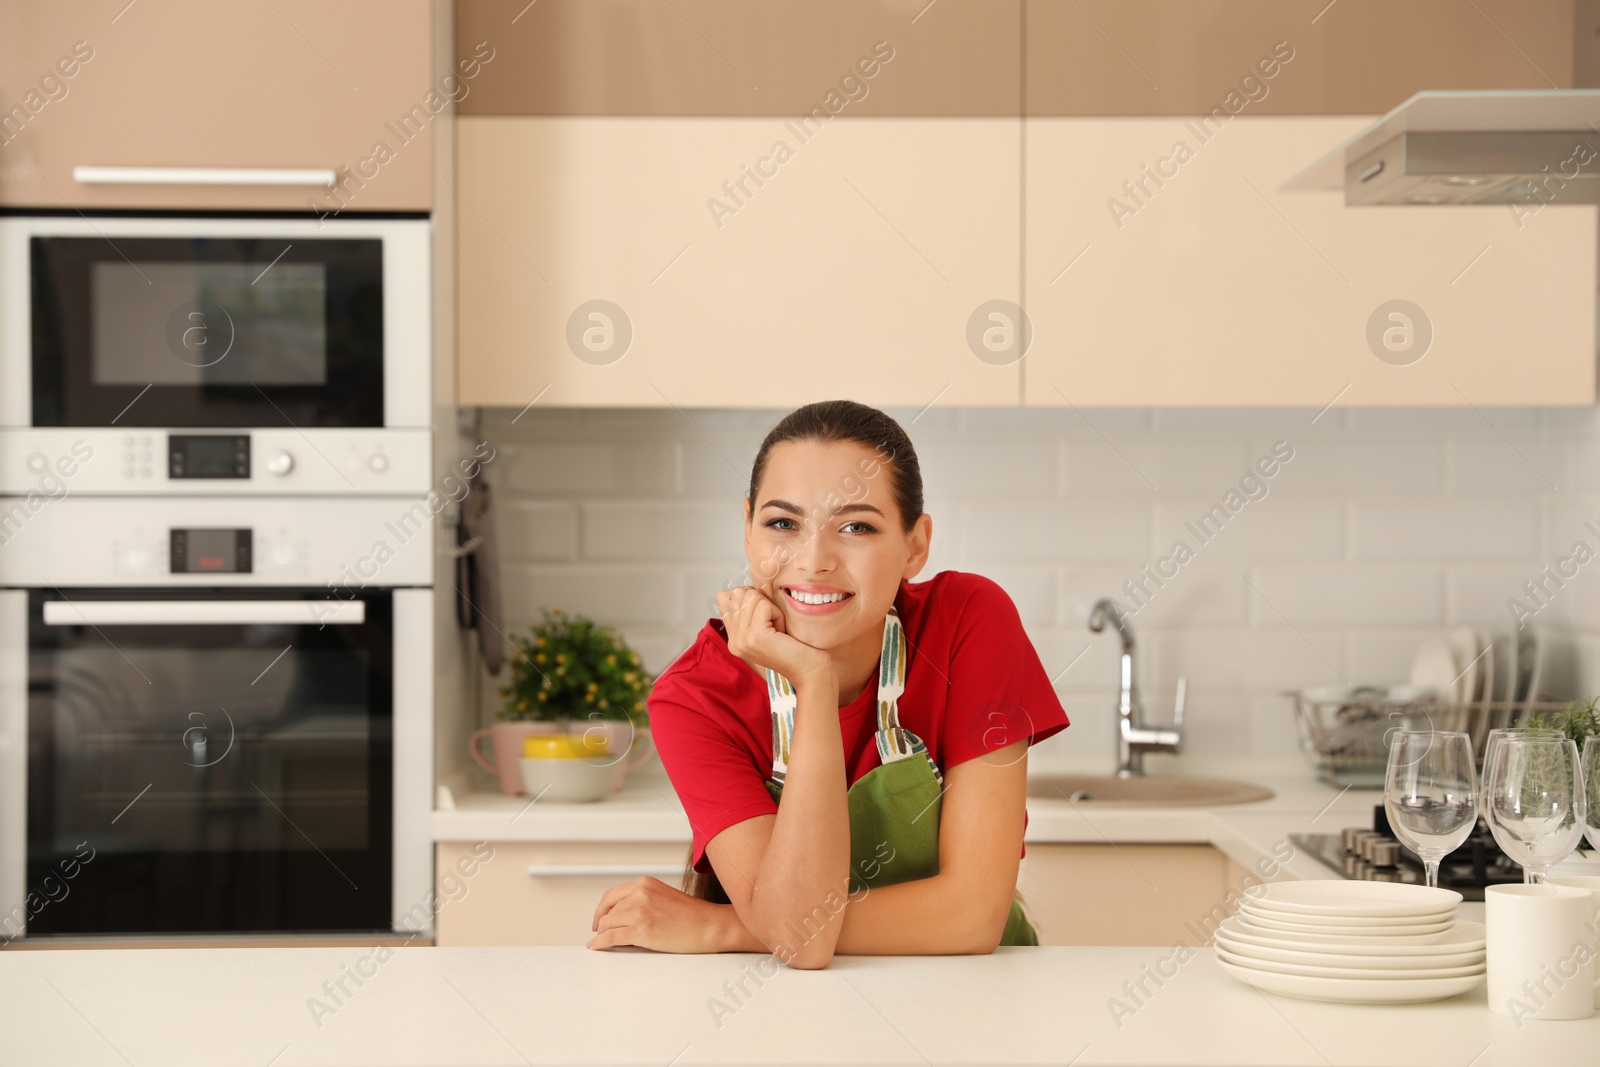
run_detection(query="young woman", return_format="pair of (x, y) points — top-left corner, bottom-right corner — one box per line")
(587, 400), (1069, 966)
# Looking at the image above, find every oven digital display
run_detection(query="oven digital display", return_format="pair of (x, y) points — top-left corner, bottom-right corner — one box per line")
(170, 528), (253, 574)
(169, 434), (249, 479)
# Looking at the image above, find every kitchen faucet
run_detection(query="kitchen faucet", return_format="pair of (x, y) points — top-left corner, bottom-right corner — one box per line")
(1087, 598), (1186, 777)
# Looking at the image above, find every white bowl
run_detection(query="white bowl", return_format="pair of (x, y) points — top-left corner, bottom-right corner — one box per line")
(518, 755), (616, 802)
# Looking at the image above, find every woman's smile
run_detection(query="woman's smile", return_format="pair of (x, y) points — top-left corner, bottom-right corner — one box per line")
(781, 583), (855, 615)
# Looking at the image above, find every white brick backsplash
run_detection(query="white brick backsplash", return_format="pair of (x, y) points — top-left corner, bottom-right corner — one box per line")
(1153, 499), (1343, 561)
(1249, 696), (1305, 755)
(581, 502), (743, 561)
(495, 502), (579, 562)
(911, 439), (1059, 500)
(1153, 408), (1340, 434)
(1451, 437), (1570, 495)
(500, 565), (679, 627)
(1172, 695), (1252, 754)
(1350, 500), (1541, 561)
(476, 405), (1600, 756)
(1346, 631), (1437, 686)
(500, 442), (675, 496)
(1346, 408), (1544, 434)
(1266, 438), (1446, 496)
(962, 501), (1150, 562)
(679, 439), (762, 498)
(1059, 565), (1248, 629)
(1064, 439), (1248, 497)
(1448, 566), (1547, 631)
(1158, 630), (1348, 691)
(1247, 566), (1443, 628)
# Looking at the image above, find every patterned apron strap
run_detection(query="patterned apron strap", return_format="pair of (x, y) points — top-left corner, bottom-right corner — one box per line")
(767, 606), (943, 788)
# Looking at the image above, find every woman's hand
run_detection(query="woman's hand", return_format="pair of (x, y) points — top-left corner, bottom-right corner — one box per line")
(716, 576), (832, 688)
(587, 876), (735, 953)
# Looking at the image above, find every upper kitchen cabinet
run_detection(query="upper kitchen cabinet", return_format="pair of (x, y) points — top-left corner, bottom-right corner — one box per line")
(455, 0), (1024, 408)
(0, 0), (434, 212)
(1024, 0), (1583, 115)
(1019, 1), (1599, 406)
(1023, 117), (1596, 406)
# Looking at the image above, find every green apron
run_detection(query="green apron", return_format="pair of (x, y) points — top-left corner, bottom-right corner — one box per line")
(761, 605), (1038, 947)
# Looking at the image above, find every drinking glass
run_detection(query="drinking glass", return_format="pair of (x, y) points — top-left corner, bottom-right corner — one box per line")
(1583, 736), (1600, 854)
(1384, 730), (1478, 889)
(1479, 726), (1565, 823)
(1484, 736), (1586, 884)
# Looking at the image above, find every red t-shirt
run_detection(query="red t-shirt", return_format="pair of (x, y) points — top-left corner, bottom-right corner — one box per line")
(648, 569), (1071, 874)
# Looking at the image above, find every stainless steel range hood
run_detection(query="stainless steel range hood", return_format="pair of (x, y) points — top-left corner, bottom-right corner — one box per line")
(1283, 90), (1600, 206)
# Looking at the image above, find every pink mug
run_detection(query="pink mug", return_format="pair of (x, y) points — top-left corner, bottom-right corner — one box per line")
(469, 722), (561, 795)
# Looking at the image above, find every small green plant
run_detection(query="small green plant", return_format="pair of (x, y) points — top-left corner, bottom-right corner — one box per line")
(498, 606), (654, 727)
(1517, 695), (1600, 749)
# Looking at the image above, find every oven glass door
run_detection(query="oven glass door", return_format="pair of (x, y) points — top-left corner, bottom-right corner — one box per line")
(30, 236), (383, 428)
(25, 589), (392, 935)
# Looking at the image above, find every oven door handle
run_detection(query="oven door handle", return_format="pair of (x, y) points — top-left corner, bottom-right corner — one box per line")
(41, 600), (365, 625)
(72, 165), (337, 187)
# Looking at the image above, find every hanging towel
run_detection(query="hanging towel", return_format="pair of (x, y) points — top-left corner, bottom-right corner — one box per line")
(456, 474), (504, 674)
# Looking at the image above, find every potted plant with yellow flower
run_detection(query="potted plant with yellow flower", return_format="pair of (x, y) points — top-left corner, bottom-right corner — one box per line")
(480, 607), (655, 796)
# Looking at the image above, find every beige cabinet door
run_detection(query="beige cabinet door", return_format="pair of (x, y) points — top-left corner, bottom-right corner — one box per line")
(456, 116), (1022, 408)
(435, 841), (693, 947)
(0, 0), (434, 211)
(1023, 117), (1596, 407)
(1017, 843), (1233, 946)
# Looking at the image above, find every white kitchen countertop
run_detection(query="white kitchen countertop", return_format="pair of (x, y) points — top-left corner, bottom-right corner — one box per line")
(3, 943), (1596, 1066)
(434, 756), (1450, 886)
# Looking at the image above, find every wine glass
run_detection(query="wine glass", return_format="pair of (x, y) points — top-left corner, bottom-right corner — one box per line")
(1582, 736), (1600, 853)
(1484, 736), (1586, 884)
(1384, 730), (1478, 889)
(1479, 726), (1564, 823)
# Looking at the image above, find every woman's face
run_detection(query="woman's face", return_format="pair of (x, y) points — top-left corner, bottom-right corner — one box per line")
(742, 438), (931, 649)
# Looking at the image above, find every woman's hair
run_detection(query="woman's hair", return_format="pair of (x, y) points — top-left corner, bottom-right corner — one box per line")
(683, 400), (924, 906)
(744, 399), (924, 535)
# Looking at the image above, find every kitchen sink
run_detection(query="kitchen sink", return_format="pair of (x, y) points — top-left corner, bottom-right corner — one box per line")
(1026, 774), (1274, 807)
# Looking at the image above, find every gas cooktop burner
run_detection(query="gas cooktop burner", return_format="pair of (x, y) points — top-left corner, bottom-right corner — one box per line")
(1290, 805), (1524, 901)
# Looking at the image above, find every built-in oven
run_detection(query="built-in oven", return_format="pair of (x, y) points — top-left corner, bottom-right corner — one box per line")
(0, 215), (430, 495)
(0, 498), (432, 938)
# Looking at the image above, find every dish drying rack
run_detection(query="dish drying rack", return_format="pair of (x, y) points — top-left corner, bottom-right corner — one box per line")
(1286, 686), (1572, 788)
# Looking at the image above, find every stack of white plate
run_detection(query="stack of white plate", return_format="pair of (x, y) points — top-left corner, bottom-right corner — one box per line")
(1215, 881), (1486, 1003)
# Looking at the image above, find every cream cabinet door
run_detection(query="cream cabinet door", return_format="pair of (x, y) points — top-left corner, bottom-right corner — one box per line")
(1023, 117), (1596, 407)
(1017, 843), (1233, 946)
(435, 841), (693, 947)
(0, 0), (434, 211)
(456, 116), (1022, 408)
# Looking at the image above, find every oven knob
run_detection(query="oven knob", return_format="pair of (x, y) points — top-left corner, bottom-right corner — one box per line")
(266, 450), (294, 476)
(270, 544), (296, 568)
(123, 547), (152, 573)
(26, 452), (47, 474)
(367, 452), (389, 473)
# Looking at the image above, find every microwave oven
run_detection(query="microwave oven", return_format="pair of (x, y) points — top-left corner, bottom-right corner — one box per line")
(0, 215), (431, 495)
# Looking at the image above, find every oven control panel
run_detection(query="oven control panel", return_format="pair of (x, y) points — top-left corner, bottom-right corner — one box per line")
(0, 428), (431, 494)
(0, 499), (430, 586)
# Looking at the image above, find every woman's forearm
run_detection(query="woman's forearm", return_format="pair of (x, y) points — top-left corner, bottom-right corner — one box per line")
(714, 875), (1003, 956)
(833, 873), (1003, 954)
(745, 667), (852, 966)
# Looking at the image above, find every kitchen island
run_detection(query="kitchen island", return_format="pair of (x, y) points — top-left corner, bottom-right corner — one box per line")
(1, 943), (1596, 1065)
